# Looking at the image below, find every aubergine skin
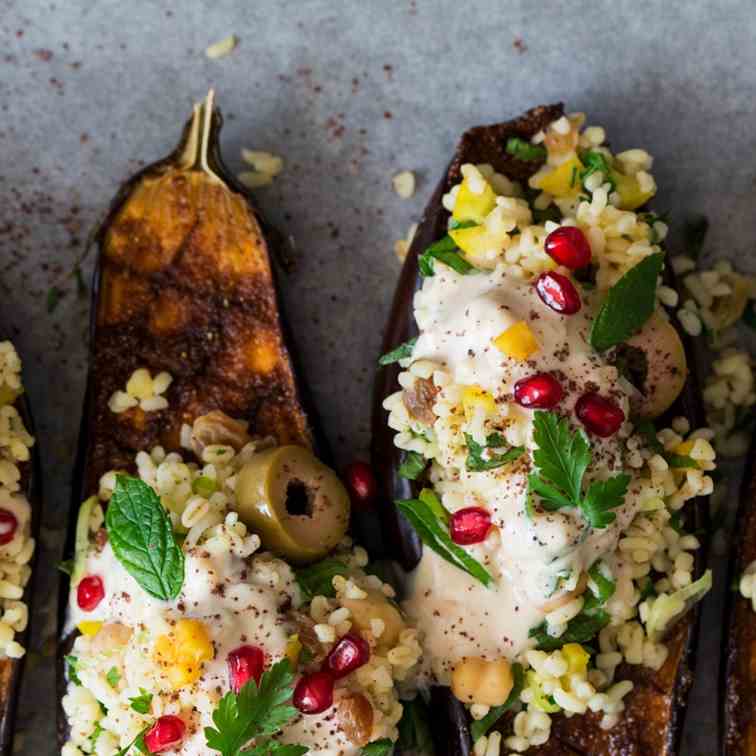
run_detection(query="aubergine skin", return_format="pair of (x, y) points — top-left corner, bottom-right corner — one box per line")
(723, 450), (756, 755)
(371, 104), (709, 756)
(57, 101), (319, 746)
(0, 385), (40, 756)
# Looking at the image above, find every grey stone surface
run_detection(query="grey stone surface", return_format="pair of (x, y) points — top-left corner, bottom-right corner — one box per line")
(0, 0), (754, 752)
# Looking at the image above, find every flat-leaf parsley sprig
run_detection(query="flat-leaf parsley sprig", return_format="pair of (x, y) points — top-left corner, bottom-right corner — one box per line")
(527, 411), (630, 529)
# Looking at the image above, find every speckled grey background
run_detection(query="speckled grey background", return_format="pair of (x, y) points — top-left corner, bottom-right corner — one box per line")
(1, 0), (755, 752)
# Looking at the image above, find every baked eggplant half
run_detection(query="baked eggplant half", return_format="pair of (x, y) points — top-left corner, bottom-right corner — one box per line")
(0, 340), (39, 755)
(57, 94), (421, 755)
(372, 104), (713, 755)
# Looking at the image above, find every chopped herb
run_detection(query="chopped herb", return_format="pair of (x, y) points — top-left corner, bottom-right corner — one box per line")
(505, 137), (546, 162)
(669, 510), (685, 533)
(361, 739), (394, 756)
(633, 417), (664, 454)
(570, 165), (578, 188)
(532, 204), (562, 224)
(397, 696), (434, 754)
(396, 496), (492, 587)
(378, 337), (417, 366)
(115, 727), (150, 756)
(666, 453), (697, 469)
(530, 605), (609, 651)
(47, 285), (63, 313)
(398, 450), (427, 480)
(587, 562), (616, 606)
(294, 558), (348, 601)
(590, 252), (664, 351)
(90, 721), (104, 748)
(470, 663), (524, 741)
(579, 150), (616, 192)
(684, 214), (709, 259)
(639, 576), (656, 601)
(106, 666), (121, 688)
(129, 689), (153, 715)
(192, 475), (217, 498)
(65, 655), (81, 686)
(418, 232), (476, 277)
(465, 432), (525, 472)
(56, 558), (74, 576)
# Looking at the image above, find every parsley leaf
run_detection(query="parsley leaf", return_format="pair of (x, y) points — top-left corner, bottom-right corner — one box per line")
(245, 744), (308, 756)
(506, 137), (546, 162)
(398, 450), (427, 480)
(106, 666), (121, 688)
(129, 689), (153, 715)
(582, 474), (630, 528)
(294, 559), (349, 601)
(397, 696), (434, 754)
(65, 655), (81, 686)
(361, 739), (394, 756)
(205, 659), (303, 756)
(590, 252), (664, 351)
(465, 433), (525, 472)
(379, 337), (417, 366)
(396, 496), (492, 587)
(579, 150), (616, 191)
(470, 663), (524, 741)
(418, 231), (476, 277)
(105, 475), (185, 601)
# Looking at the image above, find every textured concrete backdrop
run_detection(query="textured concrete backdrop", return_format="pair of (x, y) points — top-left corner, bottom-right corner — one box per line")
(1, 1), (755, 753)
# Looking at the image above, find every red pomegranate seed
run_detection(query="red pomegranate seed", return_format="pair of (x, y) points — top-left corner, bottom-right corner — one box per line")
(324, 633), (371, 679)
(575, 392), (625, 437)
(514, 373), (564, 409)
(0, 509), (18, 546)
(77, 575), (105, 612)
(450, 507), (492, 545)
(144, 715), (186, 753)
(227, 645), (265, 693)
(293, 671), (335, 714)
(535, 272), (581, 315)
(344, 461), (377, 509)
(545, 226), (592, 269)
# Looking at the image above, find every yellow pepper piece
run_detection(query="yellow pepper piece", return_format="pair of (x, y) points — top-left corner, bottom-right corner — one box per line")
(77, 621), (103, 637)
(452, 177), (497, 224)
(462, 385), (496, 421)
(285, 633), (303, 668)
(155, 619), (214, 689)
(525, 670), (561, 713)
(562, 643), (589, 676)
(672, 440), (699, 469)
(531, 156), (584, 198)
(613, 171), (655, 210)
(493, 321), (539, 361)
(448, 225), (493, 260)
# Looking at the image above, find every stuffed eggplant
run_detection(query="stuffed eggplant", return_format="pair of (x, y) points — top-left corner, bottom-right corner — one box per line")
(57, 93), (421, 756)
(0, 341), (38, 754)
(372, 104), (713, 755)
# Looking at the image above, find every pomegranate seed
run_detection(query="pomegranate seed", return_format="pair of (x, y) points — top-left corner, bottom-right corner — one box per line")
(450, 507), (492, 545)
(575, 392), (625, 437)
(144, 715), (186, 753)
(293, 671), (335, 714)
(77, 575), (105, 612)
(227, 645), (265, 693)
(535, 272), (581, 315)
(514, 373), (564, 409)
(545, 226), (592, 269)
(344, 461), (377, 509)
(0, 509), (18, 546)
(324, 633), (371, 679)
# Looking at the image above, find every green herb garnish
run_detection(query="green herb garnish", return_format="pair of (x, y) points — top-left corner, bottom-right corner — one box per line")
(527, 412), (629, 529)
(397, 696), (434, 754)
(465, 432), (525, 472)
(105, 475), (185, 601)
(205, 659), (307, 756)
(129, 689), (153, 715)
(590, 252), (664, 351)
(378, 337), (417, 366)
(579, 150), (616, 192)
(294, 558), (349, 601)
(56, 559), (74, 576)
(106, 666), (121, 688)
(587, 562), (616, 606)
(399, 450), (428, 480)
(470, 663), (524, 741)
(65, 655), (82, 686)
(418, 229), (477, 277)
(361, 739), (394, 756)
(396, 495), (492, 586)
(505, 137), (546, 162)
(115, 727), (150, 756)
(192, 475), (217, 497)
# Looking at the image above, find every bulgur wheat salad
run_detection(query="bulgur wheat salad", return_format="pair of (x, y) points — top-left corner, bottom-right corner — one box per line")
(381, 112), (715, 754)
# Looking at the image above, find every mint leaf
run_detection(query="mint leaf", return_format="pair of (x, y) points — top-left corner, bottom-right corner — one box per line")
(418, 232), (476, 277)
(294, 559), (348, 601)
(581, 474), (630, 528)
(129, 689), (153, 715)
(399, 450), (427, 480)
(106, 475), (185, 601)
(396, 498), (492, 587)
(361, 739), (394, 756)
(506, 137), (546, 162)
(590, 252), (664, 351)
(529, 610), (609, 651)
(397, 697), (434, 754)
(106, 666), (120, 688)
(379, 337), (417, 366)
(470, 663), (524, 741)
(465, 433), (525, 472)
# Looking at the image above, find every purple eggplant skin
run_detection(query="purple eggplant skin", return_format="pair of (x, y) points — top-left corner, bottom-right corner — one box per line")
(0, 352), (41, 756)
(371, 104), (710, 756)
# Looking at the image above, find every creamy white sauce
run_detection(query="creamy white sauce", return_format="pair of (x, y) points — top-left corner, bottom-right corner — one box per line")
(403, 265), (644, 684)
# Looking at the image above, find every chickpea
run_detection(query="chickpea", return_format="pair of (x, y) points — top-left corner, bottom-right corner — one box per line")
(451, 656), (513, 707)
(342, 589), (404, 651)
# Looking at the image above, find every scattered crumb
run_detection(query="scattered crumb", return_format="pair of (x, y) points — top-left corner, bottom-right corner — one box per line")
(238, 149), (283, 189)
(205, 34), (238, 59)
(238, 171), (274, 189)
(513, 36), (527, 53)
(392, 170), (416, 199)
(394, 223), (418, 262)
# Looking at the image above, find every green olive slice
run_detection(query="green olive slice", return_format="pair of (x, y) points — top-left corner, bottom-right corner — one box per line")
(235, 445), (350, 564)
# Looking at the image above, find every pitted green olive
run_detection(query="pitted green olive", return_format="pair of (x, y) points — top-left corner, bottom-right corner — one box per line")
(625, 312), (687, 418)
(235, 445), (350, 564)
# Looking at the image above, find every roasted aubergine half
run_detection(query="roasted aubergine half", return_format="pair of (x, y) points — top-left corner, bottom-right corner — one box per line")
(57, 93), (421, 756)
(0, 340), (39, 755)
(372, 104), (714, 756)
